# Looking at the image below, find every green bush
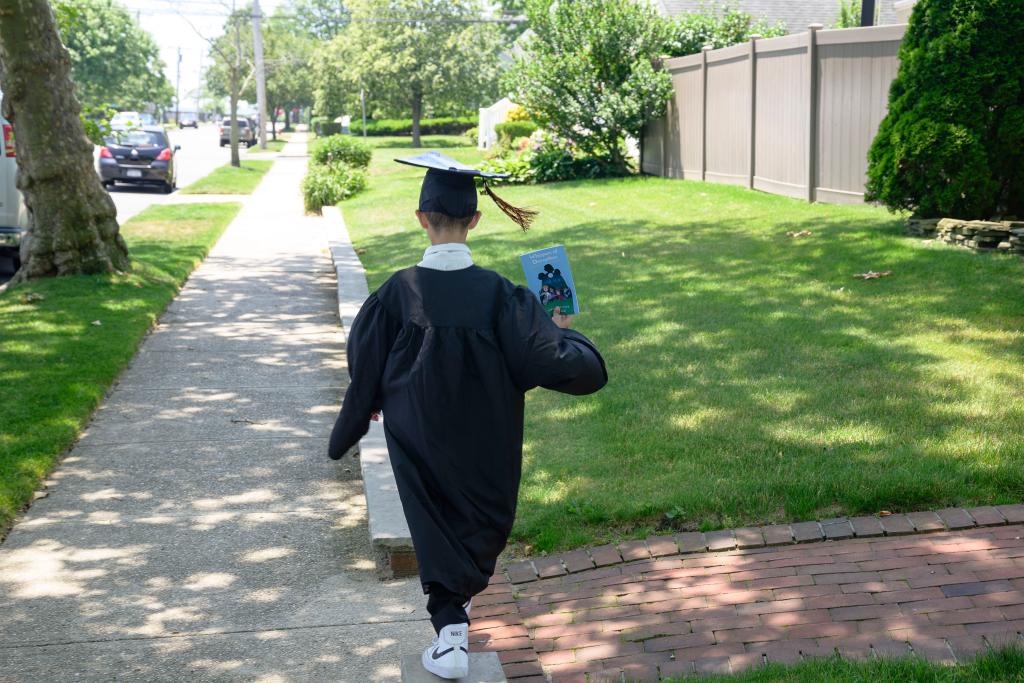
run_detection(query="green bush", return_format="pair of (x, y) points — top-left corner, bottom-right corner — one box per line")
(302, 162), (368, 214)
(464, 126), (478, 145)
(315, 121), (343, 137)
(349, 116), (476, 136)
(663, 5), (786, 57)
(865, 0), (1024, 219)
(480, 152), (534, 183)
(481, 130), (630, 185)
(311, 135), (372, 169)
(495, 120), (538, 144)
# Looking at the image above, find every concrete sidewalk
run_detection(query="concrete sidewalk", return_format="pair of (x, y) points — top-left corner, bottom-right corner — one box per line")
(0, 135), (429, 682)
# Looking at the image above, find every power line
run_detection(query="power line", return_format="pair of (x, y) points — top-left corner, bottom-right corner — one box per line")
(124, 4), (525, 23)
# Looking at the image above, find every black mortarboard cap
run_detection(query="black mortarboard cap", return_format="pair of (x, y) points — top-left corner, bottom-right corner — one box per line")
(395, 151), (537, 231)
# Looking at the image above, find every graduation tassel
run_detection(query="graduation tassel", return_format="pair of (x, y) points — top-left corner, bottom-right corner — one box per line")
(482, 182), (538, 232)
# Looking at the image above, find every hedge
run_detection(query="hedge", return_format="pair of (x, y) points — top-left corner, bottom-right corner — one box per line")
(495, 120), (538, 144)
(349, 116), (476, 136)
(314, 121), (343, 137)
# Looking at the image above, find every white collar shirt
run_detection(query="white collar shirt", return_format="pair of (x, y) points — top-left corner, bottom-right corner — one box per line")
(418, 242), (474, 271)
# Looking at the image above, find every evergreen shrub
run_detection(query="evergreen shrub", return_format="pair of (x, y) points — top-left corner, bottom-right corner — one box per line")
(865, 0), (1024, 219)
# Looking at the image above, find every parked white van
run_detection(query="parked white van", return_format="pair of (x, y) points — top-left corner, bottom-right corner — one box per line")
(0, 89), (28, 271)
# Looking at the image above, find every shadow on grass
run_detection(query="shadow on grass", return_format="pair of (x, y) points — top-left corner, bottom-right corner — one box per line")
(351, 188), (1024, 549)
(0, 204), (241, 532)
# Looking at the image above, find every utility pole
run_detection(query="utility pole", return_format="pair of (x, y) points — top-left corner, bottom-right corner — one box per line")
(174, 47), (182, 125)
(196, 51), (203, 123)
(360, 88), (367, 140)
(251, 0), (269, 149)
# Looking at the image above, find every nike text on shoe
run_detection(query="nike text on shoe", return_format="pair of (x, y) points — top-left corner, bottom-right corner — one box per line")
(422, 623), (469, 679)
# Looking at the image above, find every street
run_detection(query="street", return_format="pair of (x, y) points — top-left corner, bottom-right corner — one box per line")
(0, 124), (233, 285)
(106, 123), (232, 222)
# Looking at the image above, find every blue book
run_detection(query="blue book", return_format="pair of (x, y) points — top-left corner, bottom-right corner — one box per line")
(520, 245), (578, 316)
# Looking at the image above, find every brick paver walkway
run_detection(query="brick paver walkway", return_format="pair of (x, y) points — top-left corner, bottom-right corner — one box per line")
(469, 521), (1024, 682)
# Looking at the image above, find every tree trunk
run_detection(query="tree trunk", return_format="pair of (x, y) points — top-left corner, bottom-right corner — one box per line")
(269, 107), (278, 141)
(411, 90), (422, 148)
(229, 72), (240, 168)
(0, 0), (129, 282)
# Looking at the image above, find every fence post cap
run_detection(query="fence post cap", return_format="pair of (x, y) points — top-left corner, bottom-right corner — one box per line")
(808, 23), (825, 30)
(701, 44), (714, 51)
(749, 34), (762, 40)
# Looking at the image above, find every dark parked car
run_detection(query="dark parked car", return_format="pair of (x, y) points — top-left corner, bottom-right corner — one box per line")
(219, 118), (255, 147)
(98, 127), (179, 193)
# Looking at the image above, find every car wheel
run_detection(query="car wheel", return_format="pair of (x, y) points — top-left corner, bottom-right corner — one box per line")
(162, 181), (174, 194)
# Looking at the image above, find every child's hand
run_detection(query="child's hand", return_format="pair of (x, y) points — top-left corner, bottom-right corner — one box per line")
(552, 307), (574, 329)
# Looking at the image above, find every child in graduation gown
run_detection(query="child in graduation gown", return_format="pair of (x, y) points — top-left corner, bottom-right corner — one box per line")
(328, 151), (607, 680)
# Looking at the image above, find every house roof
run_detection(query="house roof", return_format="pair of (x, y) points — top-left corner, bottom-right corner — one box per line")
(653, 0), (899, 32)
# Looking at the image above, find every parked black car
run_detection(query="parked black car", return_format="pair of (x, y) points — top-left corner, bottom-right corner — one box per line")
(99, 127), (179, 193)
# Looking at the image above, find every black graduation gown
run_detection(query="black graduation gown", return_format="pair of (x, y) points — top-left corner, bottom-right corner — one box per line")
(328, 265), (607, 598)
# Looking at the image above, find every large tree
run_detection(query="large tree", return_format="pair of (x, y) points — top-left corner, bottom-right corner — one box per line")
(287, 0), (349, 40)
(0, 0), (129, 281)
(52, 0), (173, 111)
(865, 0), (1024, 219)
(505, 0), (672, 172)
(314, 0), (502, 146)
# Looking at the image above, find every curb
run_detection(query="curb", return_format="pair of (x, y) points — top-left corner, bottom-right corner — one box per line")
(503, 504), (1024, 585)
(323, 205), (418, 578)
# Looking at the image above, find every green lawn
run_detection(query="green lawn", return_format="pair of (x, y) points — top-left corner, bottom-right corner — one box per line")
(0, 203), (240, 533)
(661, 648), (1024, 682)
(341, 142), (1024, 553)
(179, 160), (273, 194)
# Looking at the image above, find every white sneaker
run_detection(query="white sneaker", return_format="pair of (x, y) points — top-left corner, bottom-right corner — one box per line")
(422, 623), (469, 680)
(463, 597), (472, 618)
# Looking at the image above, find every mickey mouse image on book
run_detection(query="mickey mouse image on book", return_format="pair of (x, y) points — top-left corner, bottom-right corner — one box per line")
(535, 263), (575, 316)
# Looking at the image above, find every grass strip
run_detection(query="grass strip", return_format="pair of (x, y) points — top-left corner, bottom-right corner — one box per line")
(247, 139), (287, 153)
(662, 647), (1024, 682)
(0, 202), (241, 533)
(179, 160), (273, 194)
(341, 141), (1024, 553)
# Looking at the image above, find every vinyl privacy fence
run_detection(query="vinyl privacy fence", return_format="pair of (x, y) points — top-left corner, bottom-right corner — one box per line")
(641, 23), (907, 204)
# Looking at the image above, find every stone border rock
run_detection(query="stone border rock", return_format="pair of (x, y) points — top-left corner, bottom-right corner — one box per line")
(907, 217), (1024, 254)
(324, 205), (417, 577)
(503, 504), (1024, 584)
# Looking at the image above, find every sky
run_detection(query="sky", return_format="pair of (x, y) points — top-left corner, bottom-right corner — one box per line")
(118, 0), (289, 114)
